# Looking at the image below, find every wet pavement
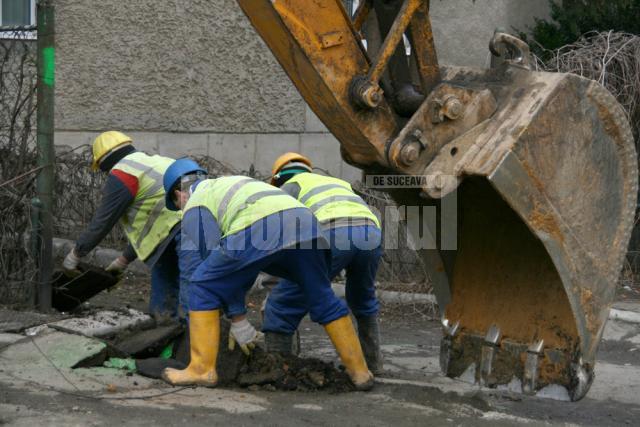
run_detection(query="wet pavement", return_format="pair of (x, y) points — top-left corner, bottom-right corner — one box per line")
(1, 304), (639, 426)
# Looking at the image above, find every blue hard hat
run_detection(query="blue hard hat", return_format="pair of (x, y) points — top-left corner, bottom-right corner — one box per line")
(163, 158), (207, 211)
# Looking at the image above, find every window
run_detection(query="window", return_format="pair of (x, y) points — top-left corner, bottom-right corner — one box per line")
(0, 0), (35, 28)
(0, 0), (36, 39)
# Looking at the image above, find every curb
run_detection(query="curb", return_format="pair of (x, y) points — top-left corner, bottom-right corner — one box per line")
(331, 283), (437, 305)
(609, 308), (640, 324)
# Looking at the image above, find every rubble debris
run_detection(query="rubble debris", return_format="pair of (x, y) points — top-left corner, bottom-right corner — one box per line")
(30, 308), (153, 338)
(111, 323), (183, 358)
(113, 319), (354, 392)
(132, 344), (352, 392)
(182, 320), (352, 392)
(236, 348), (354, 392)
(3, 310), (355, 393)
(0, 331), (107, 372)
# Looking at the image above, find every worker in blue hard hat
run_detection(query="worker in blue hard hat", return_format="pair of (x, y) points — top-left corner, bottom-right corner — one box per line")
(61, 131), (185, 318)
(159, 158), (261, 355)
(161, 158), (374, 390)
(264, 153), (384, 373)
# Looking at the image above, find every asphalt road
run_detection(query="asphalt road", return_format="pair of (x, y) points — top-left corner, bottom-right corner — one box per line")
(1, 307), (639, 426)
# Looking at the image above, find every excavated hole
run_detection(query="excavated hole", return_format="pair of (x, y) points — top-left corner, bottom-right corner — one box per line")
(55, 268), (354, 392)
(73, 316), (354, 393)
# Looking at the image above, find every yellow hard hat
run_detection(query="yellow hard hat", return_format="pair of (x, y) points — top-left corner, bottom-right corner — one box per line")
(91, 131), (132, 171)
(271, 152), (312, 184)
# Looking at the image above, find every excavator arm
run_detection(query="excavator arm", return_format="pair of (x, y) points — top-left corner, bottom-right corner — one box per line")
(236, 0), (638, 400)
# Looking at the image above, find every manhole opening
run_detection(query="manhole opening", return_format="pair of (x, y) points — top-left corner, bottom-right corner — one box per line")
(73, 317), (355, 392)
(53, 265), (356, 392)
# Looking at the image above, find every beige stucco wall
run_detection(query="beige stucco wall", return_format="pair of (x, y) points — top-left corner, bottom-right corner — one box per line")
(54, 0), (304, 133)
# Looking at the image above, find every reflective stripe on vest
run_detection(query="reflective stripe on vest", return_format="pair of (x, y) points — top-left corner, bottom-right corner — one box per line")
(308, 194), (371, 212)
(288, 173), (380, 227)
(118, 158), (165, 228)
(299, 183), (345, 204)
(112, 152), (181, 261)
(184, 176), (306, 237)
(217, 177), (253, 221)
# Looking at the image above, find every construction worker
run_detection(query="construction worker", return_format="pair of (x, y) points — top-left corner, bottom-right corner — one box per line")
(161, 158), (374, 390)
(264, 153), (384, 373)
(61, 131), (184, 318)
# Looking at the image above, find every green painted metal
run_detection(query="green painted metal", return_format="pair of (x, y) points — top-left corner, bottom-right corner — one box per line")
(36, 0), (55, 311)
(41, 46), (55, 86)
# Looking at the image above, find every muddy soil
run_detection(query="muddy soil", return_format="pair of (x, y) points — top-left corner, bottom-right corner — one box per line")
(172, 319), (354, 393)
(70, 271), (425, 393)
(73, 294), (356, 393)
(234, 349), (354, 392)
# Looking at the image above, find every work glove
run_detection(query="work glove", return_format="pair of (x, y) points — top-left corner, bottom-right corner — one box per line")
(105, 256), (129, 279)
(62, 249), (81, 277)
(228, 319), (263, 356)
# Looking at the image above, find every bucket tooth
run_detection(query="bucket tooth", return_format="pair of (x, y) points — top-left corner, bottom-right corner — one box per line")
(479, 325), (501, 386)
(439, 319), (460, 374)
(442, 318), (460, 337)
(569, 358), (594, 401)
(523, 339), (544, 394)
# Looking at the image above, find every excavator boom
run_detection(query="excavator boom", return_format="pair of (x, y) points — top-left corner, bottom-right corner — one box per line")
(236, 0), (638, 400)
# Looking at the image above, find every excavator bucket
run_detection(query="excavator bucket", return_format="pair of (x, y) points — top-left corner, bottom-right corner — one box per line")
(431, 66), (637, 401)
(236, 0), (638, 400)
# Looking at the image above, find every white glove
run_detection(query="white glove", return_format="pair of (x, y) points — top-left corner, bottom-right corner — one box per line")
(62, 249), (81, 275)
(106, 256), (129, 277)
(228, 319), (263, 355)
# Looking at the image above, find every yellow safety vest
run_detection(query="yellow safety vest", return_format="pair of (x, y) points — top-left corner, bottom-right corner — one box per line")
(111, 152), (182, 261)
(185, 176), (306, 237)
(287, 173), (380, 227)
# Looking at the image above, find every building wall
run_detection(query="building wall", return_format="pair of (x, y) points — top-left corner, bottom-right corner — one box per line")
(54, 0), (549, 179)
(431, 0), (550, 68)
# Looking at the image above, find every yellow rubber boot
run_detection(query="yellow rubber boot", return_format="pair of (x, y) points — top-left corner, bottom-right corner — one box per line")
(162, 310), (220, 387)
(324, 316), (374, 391)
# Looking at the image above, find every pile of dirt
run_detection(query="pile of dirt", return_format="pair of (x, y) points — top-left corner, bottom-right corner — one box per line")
(214, 320), (354, 392)
(135, 343), (354, 393)
(101, 317), (355, 393)
(235, 348), (354, 393)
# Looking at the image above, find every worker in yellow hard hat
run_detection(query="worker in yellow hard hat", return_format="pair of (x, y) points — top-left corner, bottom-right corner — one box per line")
(62, 131), (184, 318)
(264, 152), (384, 373)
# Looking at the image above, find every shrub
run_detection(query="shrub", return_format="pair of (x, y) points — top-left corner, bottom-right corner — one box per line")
(523, 0), (640, 58)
